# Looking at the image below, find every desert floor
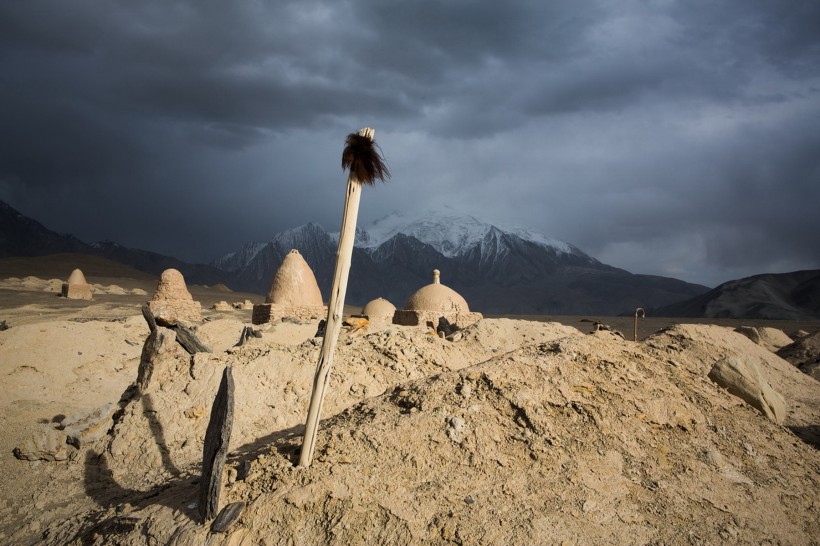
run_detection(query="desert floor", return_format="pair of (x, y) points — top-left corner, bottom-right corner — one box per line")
(0, 255), (818, 545)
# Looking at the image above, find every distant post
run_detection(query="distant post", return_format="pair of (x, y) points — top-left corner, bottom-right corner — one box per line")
(299, 128), (389, 468)
(634, 308), (645, 341)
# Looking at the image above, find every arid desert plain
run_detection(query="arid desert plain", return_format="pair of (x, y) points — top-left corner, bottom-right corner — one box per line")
(1, 254), (818, 545)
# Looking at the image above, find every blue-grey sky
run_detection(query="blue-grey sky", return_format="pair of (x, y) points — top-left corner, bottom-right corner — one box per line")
(1, 1), (818, 287)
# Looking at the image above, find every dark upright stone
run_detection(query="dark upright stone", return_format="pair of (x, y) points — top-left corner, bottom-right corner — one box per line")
(199, 366), (235, 522)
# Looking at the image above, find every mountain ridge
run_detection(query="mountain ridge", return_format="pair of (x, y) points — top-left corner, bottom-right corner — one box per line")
(211, 210), (707, 315)
(1, 199), (708, 315)
(650, 270), (820, 320)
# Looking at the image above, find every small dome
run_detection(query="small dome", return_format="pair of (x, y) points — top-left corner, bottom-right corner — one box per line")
(266, 249), (324, 307)
(362, 297), (396, 318)
(66, 268), (88, 285)
(403, 269), (470, 313)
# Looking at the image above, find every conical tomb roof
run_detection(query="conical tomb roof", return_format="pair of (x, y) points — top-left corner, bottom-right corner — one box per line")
(266, 250), (324, 307)
(66, 268), (88, 285)
(152, 269), (194, 302)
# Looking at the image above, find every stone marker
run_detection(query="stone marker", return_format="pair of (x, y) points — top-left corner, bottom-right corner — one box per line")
(199, 366), (235, 522)
(174, 324), (211, 355)
(13, 429), (71, 462)
(136, 325), (177, 393)
(60, 403), (117, 448)
(234, 326), (262, 347)
(708, 355), (786, 423)
(141, 303), (210, 356)
(61, 268), (93, 300)
(211, 501), (245, 533)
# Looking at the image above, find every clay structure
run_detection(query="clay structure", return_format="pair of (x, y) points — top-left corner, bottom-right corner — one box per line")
(147, 268), (202, 323)
(61, 268), (93, 300)
(361, 297), (396, 326)
(393, 269), (482, 328)
(252, 250), (326, 324)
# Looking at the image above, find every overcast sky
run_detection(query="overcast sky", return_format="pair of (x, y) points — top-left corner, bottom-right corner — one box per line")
(2, 1), (818, 287)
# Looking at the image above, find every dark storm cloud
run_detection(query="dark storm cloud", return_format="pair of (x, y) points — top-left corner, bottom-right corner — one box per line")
(1, 1), (818, 286)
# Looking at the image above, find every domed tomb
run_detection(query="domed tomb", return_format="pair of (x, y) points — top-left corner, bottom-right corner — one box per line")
(361, 297), (396, 329)
(147, 268), (202, 323)
(61, 268), (93, 300)
(362, 297), (396, 318)
(253, 249), (327, 324)
(393, 269), (482, 328)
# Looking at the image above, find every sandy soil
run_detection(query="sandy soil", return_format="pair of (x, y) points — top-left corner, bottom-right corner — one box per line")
(1, 260), (819, 545)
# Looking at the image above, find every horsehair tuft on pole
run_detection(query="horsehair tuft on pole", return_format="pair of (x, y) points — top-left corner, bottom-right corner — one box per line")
(341, 131), (390, 186)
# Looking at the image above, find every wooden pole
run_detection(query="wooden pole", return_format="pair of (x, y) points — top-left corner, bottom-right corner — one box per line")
(299, 127), (376, 467)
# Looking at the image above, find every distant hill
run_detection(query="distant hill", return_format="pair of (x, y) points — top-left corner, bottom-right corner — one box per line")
(0, 200), (90, 257)
(650, 270), (820, 320)
(0, 200), (239, 288)
(0, 253), (156, 282)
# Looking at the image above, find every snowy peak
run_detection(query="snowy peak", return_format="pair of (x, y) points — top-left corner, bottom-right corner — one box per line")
(271, 222), (330, 250)
(360, 207), (585, 260)
(361, 209), (489, 257)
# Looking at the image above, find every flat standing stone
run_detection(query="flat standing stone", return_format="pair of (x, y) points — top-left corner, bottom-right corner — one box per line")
(199, 366), (235, 522)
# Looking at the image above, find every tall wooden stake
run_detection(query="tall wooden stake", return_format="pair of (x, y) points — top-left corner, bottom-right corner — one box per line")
(300, 127), (388, 467)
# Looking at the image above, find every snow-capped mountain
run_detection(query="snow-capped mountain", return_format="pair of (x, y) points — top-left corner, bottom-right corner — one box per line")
(347, 207), (589, 261)
(212, 208), (707, 315)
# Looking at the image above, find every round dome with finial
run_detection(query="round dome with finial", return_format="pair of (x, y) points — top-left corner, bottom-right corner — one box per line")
(266, 249), (324, 306)
(362, 297), (396, 318)
(403, 269), (471, 313)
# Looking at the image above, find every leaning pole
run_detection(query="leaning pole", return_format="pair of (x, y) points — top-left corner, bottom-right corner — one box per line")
(299, 127), (389, 467)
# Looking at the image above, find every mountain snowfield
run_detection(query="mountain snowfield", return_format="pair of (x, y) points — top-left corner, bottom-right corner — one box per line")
(353, 208), (580, 258)
(217, 208), (589, 271)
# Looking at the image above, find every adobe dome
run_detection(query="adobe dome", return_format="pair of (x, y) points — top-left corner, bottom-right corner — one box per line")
(148, 268), (201, 323)
(62, 268), (92, 300)
(66, 268), (88, 285)
(403, 269), (470, 313)
(393, 269), (482, 329)
(152, 269), (194, 302)
(265, 250), (324, 307)
(362, 297), (396, 318)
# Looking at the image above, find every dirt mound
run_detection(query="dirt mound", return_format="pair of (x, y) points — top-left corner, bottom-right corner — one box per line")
(39, 322), (819, 545)
(733, 325), (793, 351)
(91, 319), (581, 493)
(778, 330), (820, 381)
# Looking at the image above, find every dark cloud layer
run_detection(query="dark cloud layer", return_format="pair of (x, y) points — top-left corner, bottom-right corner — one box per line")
(1, 1), (818, 287)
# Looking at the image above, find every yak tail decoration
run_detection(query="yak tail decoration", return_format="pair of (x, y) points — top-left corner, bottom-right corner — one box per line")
(341, 132), (390, 185)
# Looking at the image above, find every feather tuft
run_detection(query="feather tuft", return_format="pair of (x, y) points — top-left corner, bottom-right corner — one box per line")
(341, 132), (390, 186)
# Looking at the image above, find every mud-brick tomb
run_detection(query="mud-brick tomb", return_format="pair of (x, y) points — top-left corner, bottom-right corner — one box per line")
(61, 268), (93, 300)
(361, 297), (397, 327)
(147, 268), (202, 324)
(393, 269), (482, 328)
(252, 249), (326, 324)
